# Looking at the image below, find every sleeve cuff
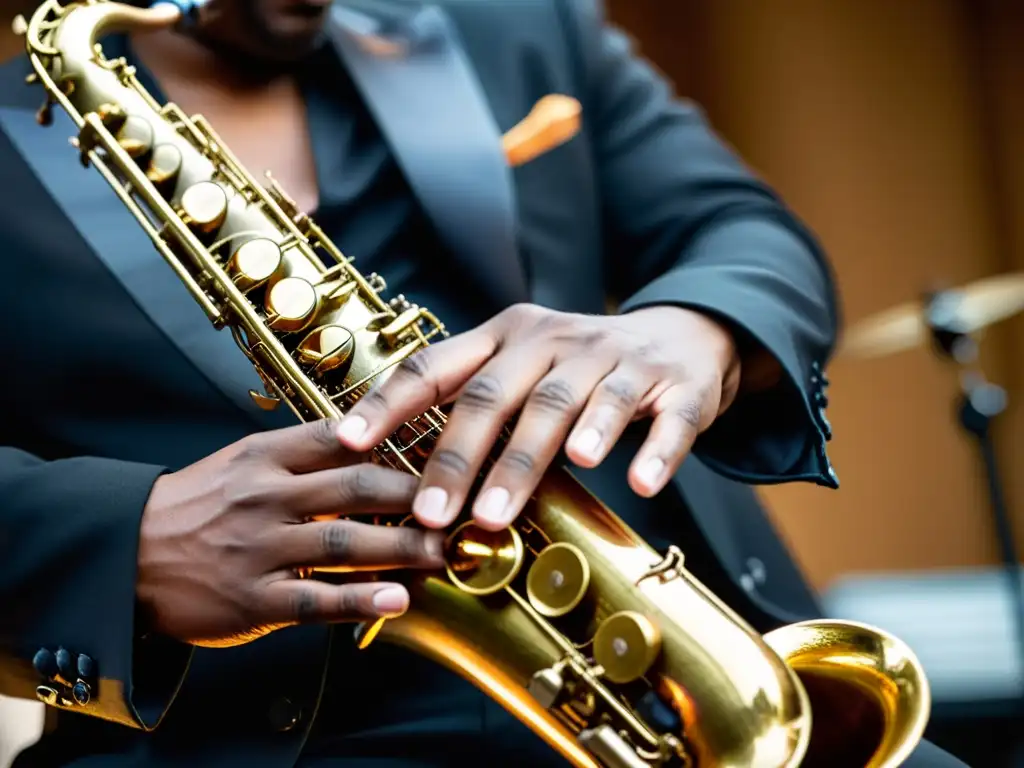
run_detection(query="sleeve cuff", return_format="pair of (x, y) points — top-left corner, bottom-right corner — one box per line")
(618, 218), (839, 489)
(5, 457), (193, 730)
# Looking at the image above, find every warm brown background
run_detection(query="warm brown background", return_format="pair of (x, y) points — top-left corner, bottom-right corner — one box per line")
(0, 1), (1021, 596)
(603, 0), (1024, 591)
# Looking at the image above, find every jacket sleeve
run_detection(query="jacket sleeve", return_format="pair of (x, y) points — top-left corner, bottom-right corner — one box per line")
(554, 0), (840, 488)
(0, 446), (193, 730)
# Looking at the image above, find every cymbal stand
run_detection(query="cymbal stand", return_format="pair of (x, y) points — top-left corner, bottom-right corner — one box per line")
(926, 290), (1024, 683)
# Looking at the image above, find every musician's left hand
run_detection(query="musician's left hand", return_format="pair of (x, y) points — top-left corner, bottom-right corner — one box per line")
(336, 304), (742, 531)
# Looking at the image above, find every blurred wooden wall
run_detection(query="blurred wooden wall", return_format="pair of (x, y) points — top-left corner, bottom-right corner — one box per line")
(605, 0), (1024, 591)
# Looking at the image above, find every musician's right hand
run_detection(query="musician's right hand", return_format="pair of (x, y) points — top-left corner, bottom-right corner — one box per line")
(135, 420), (445, 648)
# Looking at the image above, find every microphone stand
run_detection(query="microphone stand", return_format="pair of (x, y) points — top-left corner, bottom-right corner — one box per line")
(925, 290), (1024, 691)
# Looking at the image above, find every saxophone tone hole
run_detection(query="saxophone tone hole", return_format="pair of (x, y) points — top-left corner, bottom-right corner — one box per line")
(444, 521), (524, 596)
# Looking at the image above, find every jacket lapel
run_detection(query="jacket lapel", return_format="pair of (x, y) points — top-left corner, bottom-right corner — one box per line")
(328, 1), (530, 308)
(0, 104), (296, 433)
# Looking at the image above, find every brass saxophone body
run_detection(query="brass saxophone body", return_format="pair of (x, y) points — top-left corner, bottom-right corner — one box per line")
(16, 3), (931, 766)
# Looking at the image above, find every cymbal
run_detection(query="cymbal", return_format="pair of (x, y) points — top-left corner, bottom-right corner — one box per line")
(838, 272), (1024, 360)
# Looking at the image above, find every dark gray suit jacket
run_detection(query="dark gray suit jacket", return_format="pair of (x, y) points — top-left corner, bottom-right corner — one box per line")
(0, 0), (838, 764)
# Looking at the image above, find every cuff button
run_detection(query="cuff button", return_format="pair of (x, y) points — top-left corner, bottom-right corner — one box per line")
(32, 648), (58, 680)
(72, 681), (92, 706)
(76, 654), (96, 681)
(55, 647), (75, 681)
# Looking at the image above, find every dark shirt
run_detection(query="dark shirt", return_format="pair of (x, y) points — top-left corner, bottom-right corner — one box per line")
(299, 45), (495, 338)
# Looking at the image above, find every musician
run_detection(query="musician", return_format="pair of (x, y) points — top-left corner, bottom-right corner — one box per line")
(0, 0), (963, 765)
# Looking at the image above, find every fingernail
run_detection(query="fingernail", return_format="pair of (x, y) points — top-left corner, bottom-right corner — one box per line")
(570, 428), (602, 460)
(336, 415), (367, 444)
(413, 487), (451, 526)
(636, 457), (665, 490)
(475, 486), (512, 526)
(372, 586), (409, 618)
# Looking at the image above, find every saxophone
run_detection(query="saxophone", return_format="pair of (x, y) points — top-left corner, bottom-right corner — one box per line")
(15, 2), (932, 766)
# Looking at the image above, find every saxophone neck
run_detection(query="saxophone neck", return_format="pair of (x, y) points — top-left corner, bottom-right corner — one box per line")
(22, 0), (194, 71)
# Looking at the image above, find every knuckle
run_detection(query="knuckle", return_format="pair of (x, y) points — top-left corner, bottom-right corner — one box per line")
(576, 328), (610, 348)
(363, 386), (389, 412)
(222, 474), (278, 512)
(528, 378), (578, 414)
(394, 528), (428, 563)
(336, 587), (367, 619)
(599, 377), (641, 410)
(308, 418), (341, 452)
(501, 302), (546, 332)
(676, 400), (704, 430)
(498, 448), (535, 474)
(396, 349), (431, 381)
(459, 374), (504, 411)
(630, 341), (663, 364)
(337, 465), (381, 507)
(232, 435), (268, 466)
(320, 521), (354, 562)
(432, 449), (470, 478)
(291, 586), (320, 623)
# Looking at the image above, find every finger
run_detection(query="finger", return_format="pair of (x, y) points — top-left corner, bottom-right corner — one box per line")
(284, 463), (420, 521)
(335, 330), (499, 452)
(242, 419), (366, 474)
(263, 579), (412, 625)
(411, 348), (553, 529)
(628, 380), (721, 498)
(276, 518), (445, 572)
(472, 359), (615, 530)
(564, 366), (652, 469)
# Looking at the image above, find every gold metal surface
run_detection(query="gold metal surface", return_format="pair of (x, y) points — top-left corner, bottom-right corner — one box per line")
(763, 621), (931, 768)
(296, 324), (356, 376)
(527, 542), (591, 617)
(593, 611), (662, 685)
(445, 522), (525, 596)
(18, 3), (932, 765)
(179, 179), (228, 235)
(226, 237), (282, 292)
(265, 276), (319, 332)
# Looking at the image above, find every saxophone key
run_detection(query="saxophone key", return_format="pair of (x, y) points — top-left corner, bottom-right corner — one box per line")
(226, 237), (283, 292)
(265, 276), (318, 333)
(578, 726), (652, 768)
(95, 102), (128, 133)
(378, 307), (423, 347)
(146, 144), (183, 198)
(527, 665), (567, 710)
(179, 180), (228, 236)
(592, 611), (662, 685)
(248, 389), (281, 411)
(296, 324), (355, 376)
(527, 543), (591, 618)
(116, 114), (155, 160)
